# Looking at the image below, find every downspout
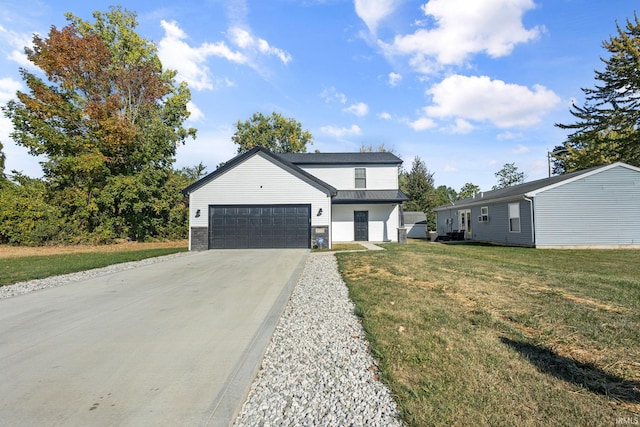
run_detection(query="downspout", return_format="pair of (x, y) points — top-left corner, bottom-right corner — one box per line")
(523, 196), (535, 246)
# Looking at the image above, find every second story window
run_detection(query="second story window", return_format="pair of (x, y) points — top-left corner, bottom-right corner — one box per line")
(355, 168), (366, 188)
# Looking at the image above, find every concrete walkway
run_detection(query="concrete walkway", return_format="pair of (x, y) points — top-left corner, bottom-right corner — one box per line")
(357, 242), (385, 251)
(0, 249), (308, 427)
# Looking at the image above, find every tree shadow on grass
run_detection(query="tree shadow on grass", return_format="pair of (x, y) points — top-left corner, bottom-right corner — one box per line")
(500, 337), (640, 403)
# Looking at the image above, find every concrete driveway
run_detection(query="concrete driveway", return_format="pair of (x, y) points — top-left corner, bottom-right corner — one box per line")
(0, 249), (308, 427)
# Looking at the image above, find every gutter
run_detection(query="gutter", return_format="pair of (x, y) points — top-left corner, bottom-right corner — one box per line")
(523, 196), (535, 245)
(434, 194), (523, 211)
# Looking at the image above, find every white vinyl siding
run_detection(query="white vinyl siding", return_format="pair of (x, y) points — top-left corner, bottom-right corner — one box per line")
(332, 204), (401, 242)
(533, 165), (640, 247)
(188, 152), (331, 229)
(509, 202), (521, 232)
(298, 164), (398, 189)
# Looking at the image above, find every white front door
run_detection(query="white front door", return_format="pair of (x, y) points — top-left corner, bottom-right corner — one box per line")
(458, 209), (472, 240)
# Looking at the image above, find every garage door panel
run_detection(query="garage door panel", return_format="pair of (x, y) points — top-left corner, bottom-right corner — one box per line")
(209, 204), (310, 249)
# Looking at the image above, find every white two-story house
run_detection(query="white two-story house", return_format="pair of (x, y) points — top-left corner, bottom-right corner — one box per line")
(182, 146), (408, 250)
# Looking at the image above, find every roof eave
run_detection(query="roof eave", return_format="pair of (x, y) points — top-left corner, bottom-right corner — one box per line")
(434, 194), (527, 211)
(182, 146), (337, 196)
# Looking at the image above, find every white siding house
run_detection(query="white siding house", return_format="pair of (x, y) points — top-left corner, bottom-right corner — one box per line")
(183, 147), (407, 250)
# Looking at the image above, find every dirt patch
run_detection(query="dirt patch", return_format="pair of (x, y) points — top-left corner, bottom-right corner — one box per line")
(0, 240), (188, 258)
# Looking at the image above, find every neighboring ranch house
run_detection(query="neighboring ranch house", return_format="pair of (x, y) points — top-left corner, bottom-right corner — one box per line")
(434, 162), (640, 248)
(182, 146), (408, 250)
(403, 211), (427, 238)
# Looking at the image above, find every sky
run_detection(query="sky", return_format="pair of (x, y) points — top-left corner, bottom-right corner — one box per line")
(0, 0), (636, 191)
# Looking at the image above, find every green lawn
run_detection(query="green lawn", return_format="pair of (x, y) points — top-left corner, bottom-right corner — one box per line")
(337, 241), (640, 426)
(0, 247), (187, 286)
(312, 242), (367, 252)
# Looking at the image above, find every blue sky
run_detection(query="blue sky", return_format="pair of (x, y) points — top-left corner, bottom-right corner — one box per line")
(0, 0), (636, 191)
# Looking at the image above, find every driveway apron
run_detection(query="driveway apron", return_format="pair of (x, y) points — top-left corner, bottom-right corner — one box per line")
(0, 249), (308, 427)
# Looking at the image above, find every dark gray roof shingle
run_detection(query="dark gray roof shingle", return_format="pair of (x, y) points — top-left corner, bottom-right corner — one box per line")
(333, 189), (409, 204)
(277, 152), (402, 165)
(434, 164), (603, 210)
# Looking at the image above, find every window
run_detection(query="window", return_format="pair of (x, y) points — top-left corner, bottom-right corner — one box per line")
(479, 206), (489, 223)
(508, 202), (520, 232)
(355, 168), (366, 188)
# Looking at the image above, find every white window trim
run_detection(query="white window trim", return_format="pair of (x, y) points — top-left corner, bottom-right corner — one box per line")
(508, 202), (521, 233)
(479, 206), (489, 223)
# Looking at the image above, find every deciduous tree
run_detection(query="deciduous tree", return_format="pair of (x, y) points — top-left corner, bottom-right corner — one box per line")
(493, 163), (525, 190)
(2, 7), (196, 242)
(232, 112), (312, 153)
(555, 14), (640, 172)
(435, 185), (457, 206)
(458, 183), (480, 199)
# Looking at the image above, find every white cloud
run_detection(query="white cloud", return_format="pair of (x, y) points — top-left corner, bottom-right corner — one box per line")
(378, 112), (392, 120)
(186, 101), (205, 122)
(0, 25), (34, 68)
(320, 124), (362, 138)
(497, 131), (523, 140)
(344, 102), (369, 117)
(449, 118), (474, 134)
(512, 144), (529, 154)
(380, 0), (542, 73)
(0, 77), (21, 103)
(354, 0), (401, 34)
(320, 87), (347, 104)
(406, 115), (436, 131)
(158, 20), (247, 91)
(388, 72), (402, 87)
(425, 74), (561, 128)
(158, 20), (290, 91)
(228, 27), (292, 64)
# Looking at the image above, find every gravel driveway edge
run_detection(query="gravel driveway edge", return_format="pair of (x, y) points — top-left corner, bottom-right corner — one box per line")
(233, 253), (403, 426)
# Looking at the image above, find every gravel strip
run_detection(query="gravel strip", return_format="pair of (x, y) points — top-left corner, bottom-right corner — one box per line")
(0, 252), (187, 300)
(233, 253), (403, 427)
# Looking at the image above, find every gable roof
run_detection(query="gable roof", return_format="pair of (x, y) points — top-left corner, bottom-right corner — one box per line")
(434, 162), (640, 210)
(182, 146), (337, 195)
(276, 151), (403, 165)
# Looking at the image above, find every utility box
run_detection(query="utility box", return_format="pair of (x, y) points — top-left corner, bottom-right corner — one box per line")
(397, 227), (407, 244)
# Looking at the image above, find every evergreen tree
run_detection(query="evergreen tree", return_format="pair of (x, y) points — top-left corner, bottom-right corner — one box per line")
(400, 157), (438, 230)
(555, 14), (640, 172)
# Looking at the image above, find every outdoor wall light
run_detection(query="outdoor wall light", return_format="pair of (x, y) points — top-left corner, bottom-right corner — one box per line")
(195, 209), (201, 218)
(317, 208), (323, 216)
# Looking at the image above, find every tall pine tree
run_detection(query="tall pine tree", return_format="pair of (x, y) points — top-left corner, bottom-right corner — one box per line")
(555, 14), (640, 173)
(400, 156), (438, 230)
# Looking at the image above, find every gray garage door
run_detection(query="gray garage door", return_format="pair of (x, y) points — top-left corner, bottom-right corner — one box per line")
(209, 204), (311, 249)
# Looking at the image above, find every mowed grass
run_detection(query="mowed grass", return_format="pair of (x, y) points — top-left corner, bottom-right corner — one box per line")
(0, 241), (187, 286)
(312, 242), (367, 252)
(337, 241), (640, 426)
